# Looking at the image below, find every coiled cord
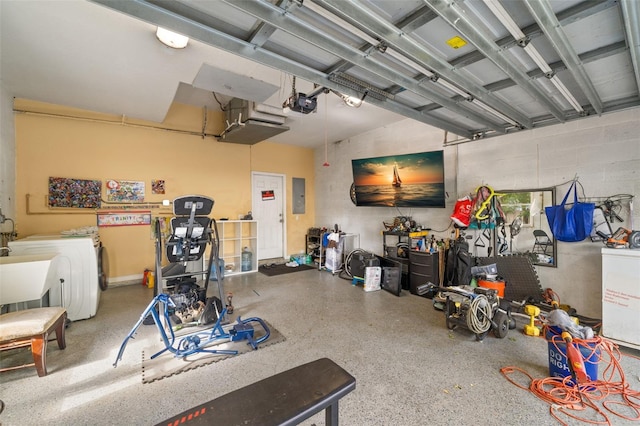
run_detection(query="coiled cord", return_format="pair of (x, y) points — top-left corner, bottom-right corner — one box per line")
(500, 332), (640, 425)
(466, 294), (492, 334)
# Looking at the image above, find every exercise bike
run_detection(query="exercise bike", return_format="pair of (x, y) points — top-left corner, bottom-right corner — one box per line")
(113, 292), (270, 367)
(113, 195), (270, 367)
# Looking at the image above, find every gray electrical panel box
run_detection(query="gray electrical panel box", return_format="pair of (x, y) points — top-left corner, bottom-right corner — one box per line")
(292, 177), (305, 214)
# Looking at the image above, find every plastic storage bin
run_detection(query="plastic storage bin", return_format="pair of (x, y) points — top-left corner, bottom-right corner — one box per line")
(546, 326), (599, 384)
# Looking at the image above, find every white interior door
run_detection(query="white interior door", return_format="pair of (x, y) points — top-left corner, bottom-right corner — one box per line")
(252, 172), (286, 260)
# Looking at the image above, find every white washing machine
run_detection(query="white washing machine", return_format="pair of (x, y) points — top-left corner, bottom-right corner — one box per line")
(8, 234), (106, 321)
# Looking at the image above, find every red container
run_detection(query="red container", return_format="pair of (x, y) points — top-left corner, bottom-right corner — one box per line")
(478, 279), (505, 297)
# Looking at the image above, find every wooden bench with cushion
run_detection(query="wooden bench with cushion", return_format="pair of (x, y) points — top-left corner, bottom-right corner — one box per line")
(0, 307), (67, 377)
(157, 357), (356, 426)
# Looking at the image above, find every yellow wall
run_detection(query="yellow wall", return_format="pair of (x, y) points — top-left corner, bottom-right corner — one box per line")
(14, 99), (315, 280)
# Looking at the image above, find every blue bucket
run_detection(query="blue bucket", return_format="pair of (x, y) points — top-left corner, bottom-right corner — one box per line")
(546, 326), (599, 384)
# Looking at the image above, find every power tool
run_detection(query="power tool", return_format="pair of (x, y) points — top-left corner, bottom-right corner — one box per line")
(562, 331), (589, 384)
(606, 227), (631, 248)
(428, 284), (512, 341)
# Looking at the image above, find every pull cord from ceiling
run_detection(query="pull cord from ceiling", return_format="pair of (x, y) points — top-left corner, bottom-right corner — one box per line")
(323, 93), (329, 167)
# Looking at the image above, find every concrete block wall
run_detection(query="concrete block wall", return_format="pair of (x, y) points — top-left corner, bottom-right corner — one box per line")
(315, 108), (640, 318)
(314, 119), (456, 258)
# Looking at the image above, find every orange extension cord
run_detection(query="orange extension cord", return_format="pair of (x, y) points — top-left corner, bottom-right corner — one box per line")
(501, 331), (640, 425)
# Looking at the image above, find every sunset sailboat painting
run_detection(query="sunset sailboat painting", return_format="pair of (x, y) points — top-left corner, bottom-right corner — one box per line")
(351, 150), (445, 207)
(392, 164), (402, 188)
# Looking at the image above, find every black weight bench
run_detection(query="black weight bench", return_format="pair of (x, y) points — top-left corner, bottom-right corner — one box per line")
(157, 358), (356, 426)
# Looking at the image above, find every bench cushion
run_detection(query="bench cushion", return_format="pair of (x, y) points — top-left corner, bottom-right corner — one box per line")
(0, 307), (67, 341)
(159, 357), (356, 426)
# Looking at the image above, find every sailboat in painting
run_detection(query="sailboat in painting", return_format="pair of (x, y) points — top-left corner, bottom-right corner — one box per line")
(392, 164), (402, 188)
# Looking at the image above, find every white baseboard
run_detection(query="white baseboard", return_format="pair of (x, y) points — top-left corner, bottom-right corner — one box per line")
(108, 274), (142, 287)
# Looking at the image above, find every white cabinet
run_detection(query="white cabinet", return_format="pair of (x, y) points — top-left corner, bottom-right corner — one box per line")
(216, 220), (258, 276)
(601, 248), (640, 350)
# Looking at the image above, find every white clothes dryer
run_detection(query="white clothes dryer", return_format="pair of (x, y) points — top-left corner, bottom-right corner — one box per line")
(8, 235), (103, 321)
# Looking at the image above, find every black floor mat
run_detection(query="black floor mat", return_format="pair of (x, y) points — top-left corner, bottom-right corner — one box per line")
(474, 255), (544, 302)
(259, 263), (316, 276)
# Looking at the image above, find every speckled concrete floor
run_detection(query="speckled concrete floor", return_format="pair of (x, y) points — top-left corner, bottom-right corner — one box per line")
(1, 269), (639, 425)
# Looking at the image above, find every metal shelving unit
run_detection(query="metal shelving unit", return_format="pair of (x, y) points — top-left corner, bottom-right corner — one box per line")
(306, 230), (359, 272)
(382, 230), (429, 290)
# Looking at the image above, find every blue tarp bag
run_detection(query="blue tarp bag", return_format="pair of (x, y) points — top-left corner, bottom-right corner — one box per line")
(545, 181), (594, 242)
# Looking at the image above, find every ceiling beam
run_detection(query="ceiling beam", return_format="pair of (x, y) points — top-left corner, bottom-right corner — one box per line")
(322, 4), (438, 97)
(219, 0), (508, 132)
(146, 0), (242, 38)
(247, 21), (278, 47)
(247, 0), (292, 46)
(89, 0), (475, 138)
(450, 0), (618, 69)
(525, 0), (603, 114)
(487, 40), (628, 91)
(425, 39), (630, 116)
(423, 0), (568, 122)
(392, 5), (438, 33)
(422, 38), (637, 116)
(313, 0), (529, 128)
(620, 0), (640, 96)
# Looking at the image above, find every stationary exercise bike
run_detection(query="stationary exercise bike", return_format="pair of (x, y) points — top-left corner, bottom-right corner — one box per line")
(113, 195), (270, 367)
(113, 294), (270, 366)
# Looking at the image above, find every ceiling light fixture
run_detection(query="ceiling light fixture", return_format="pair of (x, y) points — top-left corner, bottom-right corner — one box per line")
(548, 75), (584, 112)
(435, 77), (472, 99)
(482, 0), (583, 113)
(343, 95), (363, 107)
(484, 0), (525, 39)
(522, 44), (553, 75)
(156, 27), (189, 49)
(304, 1), (469, 100)
(388, 49), (470, 98)
(472, 99), (519, 127)
(339, 90), (368, 108)
(383, 48), (472, 99)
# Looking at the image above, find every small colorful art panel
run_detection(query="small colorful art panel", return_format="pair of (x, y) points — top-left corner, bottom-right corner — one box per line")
(106, 179), (145, 202)
(97, 211), (152, 227)
(49, 177), (102, 209)
(151, 180), (165, 194)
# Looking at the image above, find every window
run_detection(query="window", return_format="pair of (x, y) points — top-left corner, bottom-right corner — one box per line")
(499, 191), (533, 226)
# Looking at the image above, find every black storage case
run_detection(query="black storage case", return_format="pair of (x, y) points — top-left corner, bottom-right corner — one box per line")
(376, 255), (409, 291)
(409, 250), (439, 298)
(381, 266), (402, 296)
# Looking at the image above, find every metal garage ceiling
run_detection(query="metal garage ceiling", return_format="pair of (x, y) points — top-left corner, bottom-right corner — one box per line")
(3, 0), (639, 147)
(92, 0), (640, 143)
